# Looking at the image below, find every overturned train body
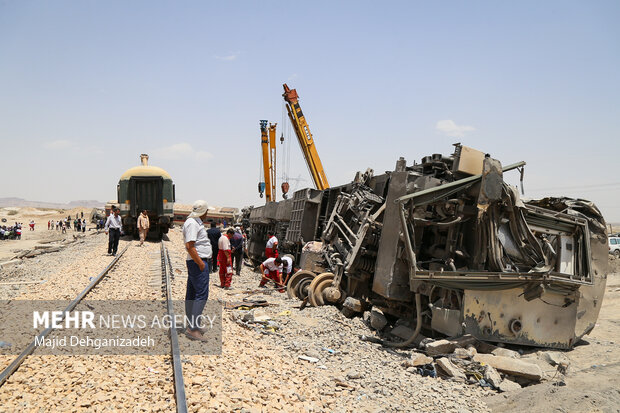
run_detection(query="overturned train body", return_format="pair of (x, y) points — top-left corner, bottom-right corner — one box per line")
(246, 144), (608, 349)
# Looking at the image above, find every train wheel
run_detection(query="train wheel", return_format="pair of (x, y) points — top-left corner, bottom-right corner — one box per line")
(308, 272), (336, 307)
(286, 270), (315, 300)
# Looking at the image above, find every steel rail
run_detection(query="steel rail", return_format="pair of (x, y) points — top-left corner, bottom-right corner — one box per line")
(161, 242), (188, 413)
(0, 244), (131, 387)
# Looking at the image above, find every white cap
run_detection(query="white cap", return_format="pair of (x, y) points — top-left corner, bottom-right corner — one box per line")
(188, 200), (209, 218)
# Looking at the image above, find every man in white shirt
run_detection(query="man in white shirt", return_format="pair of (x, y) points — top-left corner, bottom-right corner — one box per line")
(182, 200), (212, 342)
(104, 207), (123, 256)
(259, 256), (284, 291)
(281, 255), (295, 285)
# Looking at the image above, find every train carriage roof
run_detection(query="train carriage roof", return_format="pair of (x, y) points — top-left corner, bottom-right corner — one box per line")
(120, 165), (172, 180)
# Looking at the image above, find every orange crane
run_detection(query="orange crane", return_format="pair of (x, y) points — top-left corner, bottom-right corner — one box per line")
(282, 84), (330, 191)
(258, 120), (277, 202)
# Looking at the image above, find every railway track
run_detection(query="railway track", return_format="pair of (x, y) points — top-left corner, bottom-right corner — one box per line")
(0, 244), (131, 387)
(0, 241), (189, 412)
(161, 241), (188, 413)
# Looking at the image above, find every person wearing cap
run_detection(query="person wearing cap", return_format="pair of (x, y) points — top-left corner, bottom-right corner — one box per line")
(182, 200), (212, 341)
(105, 207), (123, 256)
(265, 231), (278, 259)
(281, 255), (296, 285)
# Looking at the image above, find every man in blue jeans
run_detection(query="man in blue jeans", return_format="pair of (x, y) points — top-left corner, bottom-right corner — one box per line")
(182, 200), (212, 341)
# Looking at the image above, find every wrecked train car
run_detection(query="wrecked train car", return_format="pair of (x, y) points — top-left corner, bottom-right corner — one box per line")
(247, 144), (608, 349)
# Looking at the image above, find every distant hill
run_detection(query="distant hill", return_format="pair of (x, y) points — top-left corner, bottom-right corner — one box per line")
(0, 198), (104, 209)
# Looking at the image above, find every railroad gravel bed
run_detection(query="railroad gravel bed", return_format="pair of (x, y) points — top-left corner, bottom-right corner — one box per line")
(0, 232), (109, 300)
(0, 238), (176, 412)
(165, 228), (489, 412)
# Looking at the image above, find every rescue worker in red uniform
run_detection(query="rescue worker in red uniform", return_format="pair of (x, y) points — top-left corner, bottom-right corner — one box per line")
(259, 257), (284, 291)
(218, 228), (234, 289)
(265, 231), (278, 259)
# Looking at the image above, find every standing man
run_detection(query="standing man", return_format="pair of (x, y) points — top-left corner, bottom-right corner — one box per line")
(265, 231), (278, 258)
(137, 210), (150, 246)
(259, 256), (284, 291)
(217, 228), (234, 289)
(183, 200), (212, 341)
(207, 222), (221, 274)
(230, 227), (244, 276)
(105, 207), (123, 256)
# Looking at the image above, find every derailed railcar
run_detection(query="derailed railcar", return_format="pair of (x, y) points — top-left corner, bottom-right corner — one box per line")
(265, 144), (607, 349)
(116, 154), (175, 239)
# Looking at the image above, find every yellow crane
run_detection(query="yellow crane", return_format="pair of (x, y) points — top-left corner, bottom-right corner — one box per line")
(258, 120), (278, 202)
(282, 84), (330, 191)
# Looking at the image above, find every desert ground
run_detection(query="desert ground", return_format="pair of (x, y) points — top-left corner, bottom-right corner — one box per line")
(0, 206), (96, 261)
(0, 206), (619, 412)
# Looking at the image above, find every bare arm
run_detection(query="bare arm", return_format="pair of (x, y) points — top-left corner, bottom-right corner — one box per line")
(185, 241), (206, 271)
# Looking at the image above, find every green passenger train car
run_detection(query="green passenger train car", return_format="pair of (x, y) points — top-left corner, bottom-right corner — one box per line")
(116, 154), (175, 238)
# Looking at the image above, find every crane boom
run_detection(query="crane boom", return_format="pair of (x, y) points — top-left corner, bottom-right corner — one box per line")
(282, 84), (330, 190)
(259, 120), (277, 202)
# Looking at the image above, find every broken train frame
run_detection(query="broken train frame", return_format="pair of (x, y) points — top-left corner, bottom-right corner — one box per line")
(244, 144), (608, 349)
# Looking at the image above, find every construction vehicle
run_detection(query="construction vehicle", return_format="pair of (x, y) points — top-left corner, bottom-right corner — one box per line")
(258, 120), (277, 202)
(282, 84), (330, 191)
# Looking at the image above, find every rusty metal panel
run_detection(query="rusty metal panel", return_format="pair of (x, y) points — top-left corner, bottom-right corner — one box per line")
(372, 160), (413, 301)
(463, 288), (579, 349)
(574, 237), (608, 339)
(431, 307), (462, 337)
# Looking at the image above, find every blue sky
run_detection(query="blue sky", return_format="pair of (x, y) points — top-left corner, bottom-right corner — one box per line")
(1, 1), (619, 221)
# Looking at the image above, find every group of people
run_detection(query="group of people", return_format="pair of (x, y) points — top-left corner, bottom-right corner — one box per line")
(206, 222), (246, 289)
(101, 207), (149, 256)
(47, 213), (88, 234)
(258, 231), (294, 291)
(0, 222), (22, 240)
(181, 200), (297, 342)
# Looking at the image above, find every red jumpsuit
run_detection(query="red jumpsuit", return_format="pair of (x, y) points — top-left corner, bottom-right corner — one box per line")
(265, 236), (279, 259)
(259, 258), (284, 292)
(218, 249), (232, 288)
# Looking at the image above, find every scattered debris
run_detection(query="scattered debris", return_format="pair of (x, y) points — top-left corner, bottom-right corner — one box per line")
(436, 357), (467, 380)
(406, 353), (434, 367)
(498, 378), (522, 392)
(346, 372), (362, 380)
(483, 365), (503, 389)
(540, 351), (570, 368)
(473, 353), (543, 381)
(369, 308), (388, 331)
(298, 355), (319, 363)
(426, 339), (456, 356)
(224, 300), (269, 310)
(491, 347), (521, 359)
